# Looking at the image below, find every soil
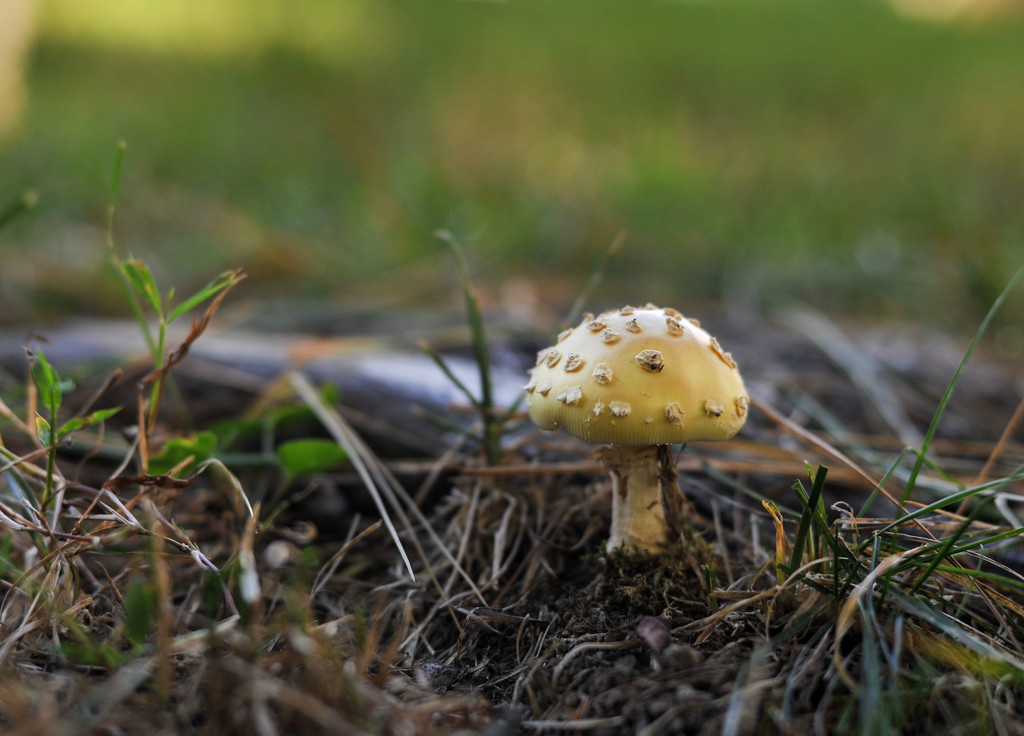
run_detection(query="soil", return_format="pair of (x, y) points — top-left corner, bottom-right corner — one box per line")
(1, 305), (1022, 735)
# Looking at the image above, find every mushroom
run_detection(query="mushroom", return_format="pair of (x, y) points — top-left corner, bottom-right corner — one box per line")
(525, 305), (748, 554)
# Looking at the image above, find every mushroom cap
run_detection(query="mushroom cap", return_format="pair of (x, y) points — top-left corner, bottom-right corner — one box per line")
(525, 305), (749, 445)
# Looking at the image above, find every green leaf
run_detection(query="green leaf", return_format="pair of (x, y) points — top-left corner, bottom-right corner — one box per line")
(210, 387), (339, 447)
(35, 415), (52, 445)
(60, 639), (131, 668)
(31, 348), (73, 417)
(59, 406), (122, 439)
(276, 438), (348, 477)
(148, 431), (217, 474)
(121, 259), (162, 314)
(168, 269), (243, 323)
(124, 582), (157, 647)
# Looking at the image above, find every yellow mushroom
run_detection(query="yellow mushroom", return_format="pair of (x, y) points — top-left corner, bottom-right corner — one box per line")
(524, 305), (748, 554)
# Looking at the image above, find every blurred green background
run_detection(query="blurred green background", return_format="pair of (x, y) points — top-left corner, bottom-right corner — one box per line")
(1, 0), (1023, 346)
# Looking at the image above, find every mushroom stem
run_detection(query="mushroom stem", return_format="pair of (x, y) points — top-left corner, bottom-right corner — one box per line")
(603, 445), (674, 554)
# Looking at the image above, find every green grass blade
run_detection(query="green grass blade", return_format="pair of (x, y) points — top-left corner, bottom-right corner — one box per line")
(871, 471), (1024, 539)
(418, 340), (482, 409)
(102, 142), (158, 356)
(931, 562), (1024, 593)
(411, 404), (484, 444)
(168, 269), (244, 323)
(124, 581), (158, 647)
(887, 588), (1024, 678)
(856, 600), (885, 736)
(856, 447), (912, 518)
(121, 260), (163, 315)
(789, 464), (829, 574)
(924, 524), (1024, 562)
(901, 262), (1024, 506)
(908, 494), (996, 594)
(434, 230), (501, 465)
(435, 230), (493, 407)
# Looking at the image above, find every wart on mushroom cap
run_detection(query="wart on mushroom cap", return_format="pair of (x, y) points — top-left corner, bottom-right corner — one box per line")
(524, 304), (749, 555)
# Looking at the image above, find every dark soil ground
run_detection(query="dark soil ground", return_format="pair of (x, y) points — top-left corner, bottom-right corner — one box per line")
(1, 303), (1022, 735)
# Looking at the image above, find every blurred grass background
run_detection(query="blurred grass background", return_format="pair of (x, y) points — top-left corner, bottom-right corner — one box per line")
(1, 0), (1023, 349)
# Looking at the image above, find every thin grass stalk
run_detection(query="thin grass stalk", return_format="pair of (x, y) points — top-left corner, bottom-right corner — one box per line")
(888, 589), (1024, 676)
(436, 229), (500, 465)
(40, 423), (58, 512)
(855, 598), (885, 735)
(900, 262), (1024, 508)
(932, 562), (1024, 594)
(104, 141), (157, 358)
(762, 499), (788, 585)
(289, 371), (414, 579)
(150, 528), (172, 708)
(921, 526), (1024, 570)
(856, 447), (912, 518)
(907, 494), (997, 595)
(443, 481), (482, 599)
(752, 394), (912, 520)
(789, 465), (829, 575)
(862, 600), (901, 706)
(417, 340), (482, 410)
(777, 618), (831, 721)
(146, 322), (169, 438)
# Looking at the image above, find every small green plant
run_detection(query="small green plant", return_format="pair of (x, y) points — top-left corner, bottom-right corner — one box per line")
(104, 142), (246, 466)
(0, 143), (251, 676)
(30, 348), (121, 510)
(419, 230), (625, 467)
(419, 230), (516, 466)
